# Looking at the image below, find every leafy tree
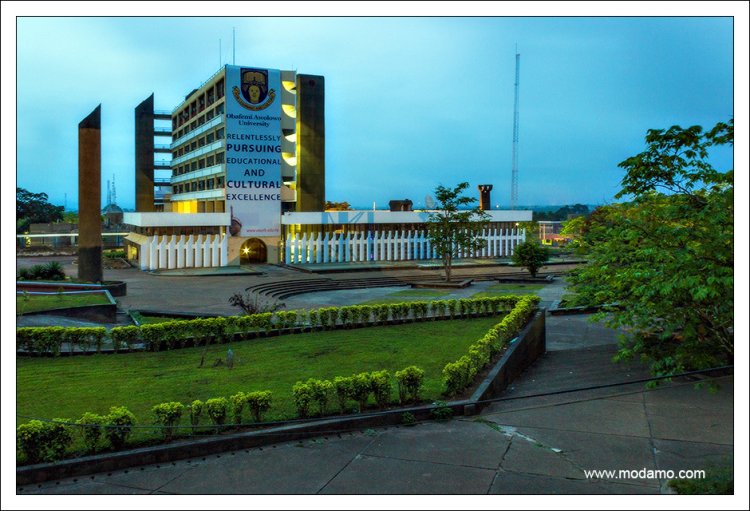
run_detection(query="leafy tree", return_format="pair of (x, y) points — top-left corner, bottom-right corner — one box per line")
(512, 240), (550, 277)
(324, 201), (352, 211)
(426, 182), (489, 282)
(567, 119), (733, 378)
(16, 188), (64, 233)
(560, 216), (587, 251)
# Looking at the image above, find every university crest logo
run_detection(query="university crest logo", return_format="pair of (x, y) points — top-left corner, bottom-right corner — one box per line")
(232, 68), (276, 111)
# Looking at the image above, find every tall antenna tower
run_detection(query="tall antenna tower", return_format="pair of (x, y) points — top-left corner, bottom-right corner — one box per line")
(112, 173), (117, 205)
(511, 48), (520, 210)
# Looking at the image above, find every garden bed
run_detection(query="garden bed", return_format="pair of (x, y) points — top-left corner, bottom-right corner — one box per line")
(16, 305), (545, 485)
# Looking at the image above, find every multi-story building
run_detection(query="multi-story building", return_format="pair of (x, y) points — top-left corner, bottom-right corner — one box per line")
(124, 64), (531, 270)
(126, 65), (325, 265)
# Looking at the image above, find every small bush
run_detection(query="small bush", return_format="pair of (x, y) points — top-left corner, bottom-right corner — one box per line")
(395, 366), (425, 404)
(245, 391), (272, 422)
(333, 376), (353, 414)
(430, 401), (454, 421)
(307, 379), (333, 416)
(205, 398), (229, 429)
(17, 420), (49, 463)
(104, 406), (136, 449)
(401, 412), (417, 427)
(668, 462), (733, 494)
(76, 412), (105, 453)
(152, 402), (184, 440)
(189, 400), (204, 433)
(229, 392), (246, 425)
(292, 381), (314, 418)
(370, 370), (392, 409)
(349, 373), (373, 412)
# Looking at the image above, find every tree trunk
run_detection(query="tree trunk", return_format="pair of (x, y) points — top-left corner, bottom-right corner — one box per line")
(444, 254), (452, 282)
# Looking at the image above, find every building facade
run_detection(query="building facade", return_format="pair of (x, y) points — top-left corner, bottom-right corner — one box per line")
(124, 65), (530, 270)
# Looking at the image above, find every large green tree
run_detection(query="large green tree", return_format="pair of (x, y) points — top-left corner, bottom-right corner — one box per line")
(426, 182), (489, 282)
(567, 120), (733, 377)
(16, 188), (64, 233)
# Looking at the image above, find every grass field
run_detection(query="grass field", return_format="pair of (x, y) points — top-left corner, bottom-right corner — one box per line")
(470, 283), (544, 299)
(16, 293), (111, 314)
(16, 315), (506, 446)
(357, 288), (450, 305)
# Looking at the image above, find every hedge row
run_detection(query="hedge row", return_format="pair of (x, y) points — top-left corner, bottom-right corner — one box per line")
(17, 296), (523, 354)
(16, 388), (274, 463)
(291, 366), (426, 418)
(442, 295), (540, 395)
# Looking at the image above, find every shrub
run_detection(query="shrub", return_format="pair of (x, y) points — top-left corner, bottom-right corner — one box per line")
(370, 370), (392, 409)
(229, 392), (246, 425)
(401, 412), (417, 426)
(205, 398), (229, 429)
(349, 373), (373, 412)
(512, 240), (551, 278)
(333, 376), (353, 414)
(17, 262), (66, 281)
(152, 402), (184, 441)
(17, 420), (49, 463)
(110, 325), (140, 351)
(375, 305), (390, 324)
(432, 300), (447, 319)
(76, 412), (105, 453)
(395, 366), (425, 404)
(189, 400), (204, 433)
(442, 356), (475, 396)
(308, 309), (321, 328)
(292, 381), (314, 418)
(104, 406), (136, 449)
(307, 378), (333, 416)
(430, 401), (454, 421)
(245, 391), (272, 422)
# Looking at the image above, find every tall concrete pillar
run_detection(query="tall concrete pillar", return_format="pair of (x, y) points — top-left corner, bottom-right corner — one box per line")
(478, 184), (493, 211)
(78, 105), (103, 283)
(135, 94), (155, 212)
(295, 75), (325, 212)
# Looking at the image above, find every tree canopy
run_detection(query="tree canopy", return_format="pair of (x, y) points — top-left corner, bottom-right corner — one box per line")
(567, 120), (733, 378)
(16, 188), (64, 233)
(426, 182), (489, 282)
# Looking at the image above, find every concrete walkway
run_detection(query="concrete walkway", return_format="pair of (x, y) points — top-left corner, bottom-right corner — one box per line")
(17, 311), (734, 496)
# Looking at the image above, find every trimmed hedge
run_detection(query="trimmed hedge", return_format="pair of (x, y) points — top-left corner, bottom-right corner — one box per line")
(442, 295), (540, 396)
(16, 296), (524, 355)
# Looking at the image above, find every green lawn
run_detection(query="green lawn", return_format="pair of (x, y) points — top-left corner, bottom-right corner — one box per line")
(357, 288), (450, 305)
(17, 315), (505, 446)
(16, 293), (110, 314)
(471, 283), (544, 299)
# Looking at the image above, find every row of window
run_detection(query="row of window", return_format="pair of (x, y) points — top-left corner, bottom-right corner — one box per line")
(173, 79), (225, 131)
(172, 176), (225, 195)
(173, 151), (225, 177)
(172, 126), (225, 160)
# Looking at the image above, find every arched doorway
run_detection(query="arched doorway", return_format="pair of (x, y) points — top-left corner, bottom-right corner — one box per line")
(240, 238), (267, 264)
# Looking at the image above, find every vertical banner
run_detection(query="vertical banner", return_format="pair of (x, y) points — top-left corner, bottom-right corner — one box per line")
(225, 65), (282, 237)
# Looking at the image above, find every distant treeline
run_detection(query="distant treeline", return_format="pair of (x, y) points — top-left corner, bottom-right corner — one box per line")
(532, 204), (591, 221)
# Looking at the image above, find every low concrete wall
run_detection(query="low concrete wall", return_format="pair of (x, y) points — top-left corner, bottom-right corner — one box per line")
(18, 290), (117, 323)
(468, 310), (546, 413)
(17, 281), (127, 297)
(16, 309), (546, 485)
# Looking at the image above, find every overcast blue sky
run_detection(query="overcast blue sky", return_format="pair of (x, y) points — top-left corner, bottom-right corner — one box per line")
(13, 15), (735, 210)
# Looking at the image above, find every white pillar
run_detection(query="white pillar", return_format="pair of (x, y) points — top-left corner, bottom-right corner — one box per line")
(285, 233), (292, 264)
(140, 239), (150, 270)
(322, 233), (329, 263)
(211, 234), (221, 266)
(176, 235), (186, 268)
(315, 232), (322, 264)
(166, 235), (176, 269)
(202, 235), (211, 267)
(157, 236), (167, 269)
(220, 234), (228, 266)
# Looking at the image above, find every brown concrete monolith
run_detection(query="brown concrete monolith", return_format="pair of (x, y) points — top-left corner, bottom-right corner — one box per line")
(78, 105), (103, 283)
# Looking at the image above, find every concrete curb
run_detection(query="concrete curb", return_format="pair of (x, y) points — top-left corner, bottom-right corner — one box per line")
(16, 312), (546, 485)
